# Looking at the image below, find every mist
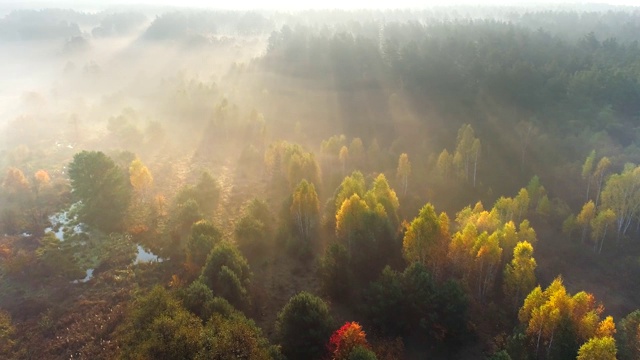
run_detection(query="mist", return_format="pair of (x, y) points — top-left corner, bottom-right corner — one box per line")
(1, 2), (640, 360)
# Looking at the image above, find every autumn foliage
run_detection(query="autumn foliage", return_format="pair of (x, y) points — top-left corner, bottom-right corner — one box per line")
(328, 322), (370, 360)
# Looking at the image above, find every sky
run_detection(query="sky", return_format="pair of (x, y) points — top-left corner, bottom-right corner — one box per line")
(4, 0), (640, 11)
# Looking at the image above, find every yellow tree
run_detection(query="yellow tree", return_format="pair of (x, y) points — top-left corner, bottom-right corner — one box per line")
(517, 219), (538, 246)
(577, 201), (596, 244)
(500, 221), (519, 258)
(472, 231), (502, 301)
(582, 150), (596, 201)
(590, 209), (616, 254)
(448, 223), (478, 277)
(402, 203), (447, 277)
(493, 196), (515, 223)
(333, 171), (367, 218)
(436, 149), (453, 180)
(336, 194), (369, 256)
(504, 241), (537, 310)
(396, 153), (411, 196)
(518, 276), (615, 358)
(365, 173), (400, 228)
(519, 278), (566, 355)
(129, 158), (154, 196)
(576, 336), (617, 360)
(514, 188), (530, 223)
(291, 180), (320, 244)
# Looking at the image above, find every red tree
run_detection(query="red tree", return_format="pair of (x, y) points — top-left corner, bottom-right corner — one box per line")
(328, 321), (370, 360)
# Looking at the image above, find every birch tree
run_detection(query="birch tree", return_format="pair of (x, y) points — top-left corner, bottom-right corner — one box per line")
(590, 209), (616, 254)
(577, 201), (596, 244)
(600, 164), (640, 243)
(593, 156), (611, 206)
(504, 241), (537, 310)
(396, 153), (411, 196)
(291, 180), (320, 244)
(582, 150), (596, 201)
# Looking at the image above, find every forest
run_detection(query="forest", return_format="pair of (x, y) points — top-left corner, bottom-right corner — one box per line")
(1, 2), (640, 359)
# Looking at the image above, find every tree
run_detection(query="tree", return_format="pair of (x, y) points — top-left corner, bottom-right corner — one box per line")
(396, 153), (411, 196)
(536, 195), (551, 217)
(328, 322), (371, 360)
(181, 280), (216, 321)
(517, 120), (537, 172)
(526, 175), (547, 210)
(514, 188), (530, 222)
(582, 150), (596, 201)
(339, 146), (349, 175)
(472, 138), (481, 187)
(187, 220), (221, 268)
(195, 171), (220, 215)
(436, 149), (453, 180)
(319, 243), (353, 302)
(453, 124), (478, 181)
(472, 231), (502, 301)
(235, 199), (274, 261)
(347, 346), (378, 360)
(336, 194), (369, 256)
(448, 223), (478, 278)
(600, 164), (640, 243)
(142, 310), (203, 360)
(335, 192), (394, 282)
(0, 309), (14, 355)
(576, 336), (617, 360)
(364, 263), (467, 342)
(562, 214), (578, 240)
(577, 201), (596, 244)
(365, 174), (400, 228)
(503, 241), (537, 310)
(363, 266), (405, 336)
(2, 167), (29, 199)
(593, 156), (611, 206)
(288, 152), (321, 190)
(402, 203), (447, 277)
(616, 310), (640, 360)
(276, 292), (334, 360)
(67, 151), (131, 232)
(331, 171), (367, 221)
(119, 286), (203, 360)
(200, 242), (252, 309)
(291, 180), (320, 245)
(590, 209), (616, 254)
(518, 277), (611, 358)
(33, 169), (50, 199)
(197, 313), (280, 360)
(129, 158), (153, 195)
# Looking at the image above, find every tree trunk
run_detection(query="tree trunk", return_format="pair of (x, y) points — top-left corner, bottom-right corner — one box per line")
(403, 176), (408, 196)
(585, 178), (591, 202)
(598, 224), (608, 254)
(473, 148), (479, 188)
